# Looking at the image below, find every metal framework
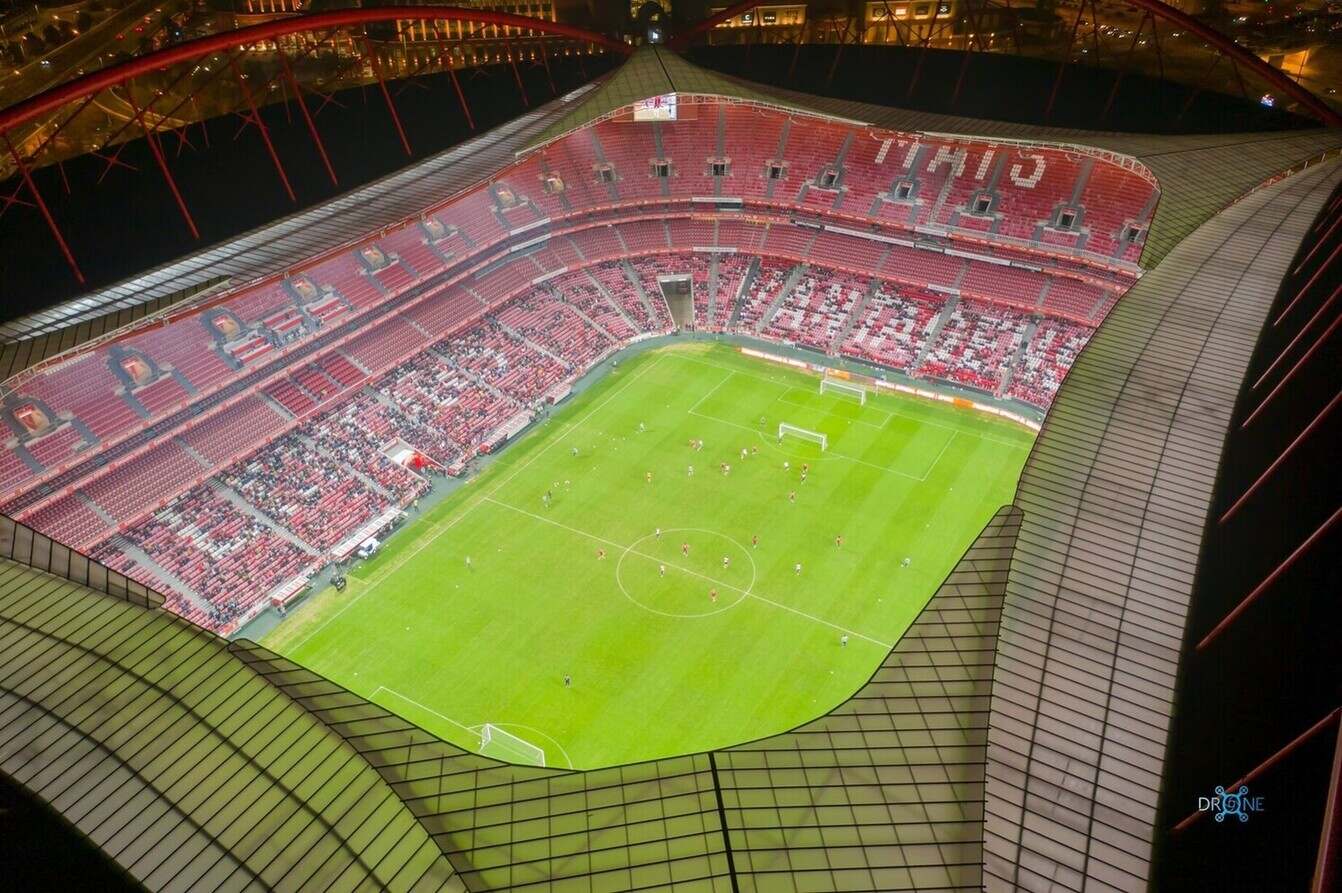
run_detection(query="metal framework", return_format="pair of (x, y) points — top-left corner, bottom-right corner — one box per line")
(0, 6), (630, 285)
(668, 0), (1341, 130)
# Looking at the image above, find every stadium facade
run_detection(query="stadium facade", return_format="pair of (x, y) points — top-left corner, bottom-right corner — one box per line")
(0, 42), (1338, 892)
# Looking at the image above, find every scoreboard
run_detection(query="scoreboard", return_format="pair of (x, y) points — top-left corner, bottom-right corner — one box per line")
(633, 93), (678, 122)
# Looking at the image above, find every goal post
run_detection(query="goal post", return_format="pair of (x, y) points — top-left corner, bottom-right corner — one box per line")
(778, 423), (828, 451)
(820, 377), (866, 405)
(479, 723), (546, 767)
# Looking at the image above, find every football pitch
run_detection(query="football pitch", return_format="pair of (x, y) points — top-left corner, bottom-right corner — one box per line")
(262, 342), (1033, 768)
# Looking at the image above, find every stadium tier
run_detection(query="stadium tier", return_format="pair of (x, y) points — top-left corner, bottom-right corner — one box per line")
(0, 97), (1159, 633)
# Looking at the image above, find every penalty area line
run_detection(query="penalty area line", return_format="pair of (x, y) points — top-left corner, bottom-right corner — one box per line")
(373, 685), (475, 734)
(483, 496), (893, 651)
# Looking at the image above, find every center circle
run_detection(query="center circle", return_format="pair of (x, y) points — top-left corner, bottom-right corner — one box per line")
(615, 527), (755, 618)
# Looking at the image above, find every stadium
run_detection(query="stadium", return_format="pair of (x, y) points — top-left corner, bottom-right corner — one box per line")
(0, 2), (1337, 891)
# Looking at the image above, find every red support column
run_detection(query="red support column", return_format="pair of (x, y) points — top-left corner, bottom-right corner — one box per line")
(3, 134), (83, 284)
(906, 4), (944, 100)
(365, 39), (412, 157)
(538, 38), (557, 97)
(1044, 2), (1087, 122)
(281, 56), (338, 187)
(124, 85), (199, 240)
(448, 65), (475, 131)
(1253, 282), (1340, 389)
(508, 39), (530, 108)
(229, 57), (296, 203)
(1173, 709), (1341, 832)
(1101, 13), (1149, 125)
(1196, 507), (1342, 652)
(1241, 314), (1340, 427)
(1219, 391), (1340, 524)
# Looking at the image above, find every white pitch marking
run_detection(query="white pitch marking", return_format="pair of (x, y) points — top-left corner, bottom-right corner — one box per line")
(668, 351), (1031, 448)
(289, 355), (667, 652)
(484, 496), (892, 650)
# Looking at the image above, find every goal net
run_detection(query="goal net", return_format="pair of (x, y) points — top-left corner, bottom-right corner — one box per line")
(479, 723), (546, 767)
(778, 423), (828, 451)
(820, 377), (866, 405)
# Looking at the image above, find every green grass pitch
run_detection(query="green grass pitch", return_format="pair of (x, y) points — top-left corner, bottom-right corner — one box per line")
(262, 342), (1033, 769)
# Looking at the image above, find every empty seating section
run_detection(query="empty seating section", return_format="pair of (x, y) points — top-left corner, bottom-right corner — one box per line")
(345, 316), (427, 372)
(590, 123), (662, 202)
(760, 224), (812, 258)
(403, 287), (482, 339)
(764, 269), (866, 351)
(471, 257), (541, 309)
(961, 263), (1048, 312)
(716, 221), (766, 254)
(133, 375), (191, 416)
(842, 285), (943, 371)
(737, 261), (793, 330)
(221, 433), (386, 551)
(379, 224), (445, 279)
(180, 397), (286, 465)
(809, 231), (885, 272)
(497, 294), (613, 371)
(567, 227), (623, 262)
(84, 440), (206, 521)
(317, 352), (366, 389)
(919, 300), (1032, 392)
(15, 355), (136, 444)
(24, 424), (85, 470)
(1046, 277), (1110, 322)
(25, 494), (109, 552)
(658, 114), (718, 195)
(668, 219), (714, 248)
(882, 245), (963, 290)
(0, 448), (30, 494)
(373, 260), (417, 294)
(1008, 318), (1093, 408)
(719, 105), (787, 201)
(292, 363), (344, 404)
(1078, 163), (1154, 262)
(263, 377), (316, 417)
(620, 220), (668, 255)
(306, 253), (384, 309)
(439, 189), (508, 246)
(779, 120), (849, 200)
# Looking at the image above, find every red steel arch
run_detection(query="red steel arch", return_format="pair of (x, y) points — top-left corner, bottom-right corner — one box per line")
(0, 6), (629, 135)
(0, 6), (630, 285)
(668, 0), (1341, 129)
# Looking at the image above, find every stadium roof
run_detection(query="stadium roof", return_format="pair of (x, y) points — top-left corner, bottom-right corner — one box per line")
(520, 45), (868, 152)
(1, 37), (1341, 891)
(1, 48), (1337, 381)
